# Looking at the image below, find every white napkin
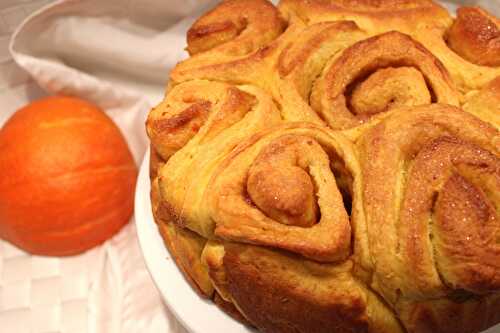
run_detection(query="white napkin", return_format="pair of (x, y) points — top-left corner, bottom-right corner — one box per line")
(10, 0), (218, 164)
(7, 0), (215, 332)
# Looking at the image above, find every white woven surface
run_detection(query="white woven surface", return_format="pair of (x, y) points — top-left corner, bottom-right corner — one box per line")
(0, 241), (97, 333)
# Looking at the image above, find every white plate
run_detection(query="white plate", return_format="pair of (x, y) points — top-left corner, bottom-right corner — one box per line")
(134, 148), (253, 333)
(135, 148), (500, 333)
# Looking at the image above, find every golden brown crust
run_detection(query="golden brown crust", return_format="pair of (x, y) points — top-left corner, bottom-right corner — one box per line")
(310, 31), (459, 134)
(149, 144), (164, 180)
(186, 0), (286, 56)
(208, 123), (356, 262)
(446, 7), (500, 67)
(156, 220), (214, 298)
(146, 80), (258, 161)
(246, 135), (320, 228)
(349, 67), (430, 115)
(275, 20), (367, 125)
(357, 105), (500, 332)
(414, 6), (500, 93)
(172, 0), (286, 84)
(398, 294), (500, 333)
(277, 21), (363, 77)
(153, 82), (282, 238)
(219, 242), (403, 333)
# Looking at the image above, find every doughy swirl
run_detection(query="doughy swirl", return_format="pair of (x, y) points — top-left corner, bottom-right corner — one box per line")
(149, 80), (281, 238)
(147, 79), (281, 298)
(280, 0), (500, 93)
(171, 0), (286, 83)
(147, 80), (262, 160)
(357, 105), (500, 332)
(186, 0), (285, 56)
(208, 123), (356, 262)
(446, 7), (500, 68)
(309, 31), (459, 133)
(415, 6), (500, 93)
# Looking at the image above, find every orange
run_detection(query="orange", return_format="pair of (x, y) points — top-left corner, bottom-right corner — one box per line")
(0, 96), (137, 256)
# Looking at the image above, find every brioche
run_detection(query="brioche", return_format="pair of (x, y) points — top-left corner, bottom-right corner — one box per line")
(146, 1), (500, 332)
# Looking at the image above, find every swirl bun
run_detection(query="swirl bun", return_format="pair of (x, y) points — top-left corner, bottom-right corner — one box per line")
(171, 0), (286, 83)
(416, 6), (500, 93)
(149, 81), (281, 238)
(310, 31), (459, 133)
(186, 0), (286, 56)
(447, 7), (500, 67)
(209, 123), (355, 261)
(358, 105), (500, 332)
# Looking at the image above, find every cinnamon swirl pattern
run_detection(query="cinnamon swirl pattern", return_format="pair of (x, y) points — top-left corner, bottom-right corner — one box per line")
(148, 80), (281, 238)
(146, 0), (500, 332)
(171, 0), (286, 83)
(208, 123), (356, 262)
(280, 0), (500, 93)
(446, 7), (500, 67)
(417, 6), (500, 92)
(307, 31), (459, 135)
(357, 105), (500, 333)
